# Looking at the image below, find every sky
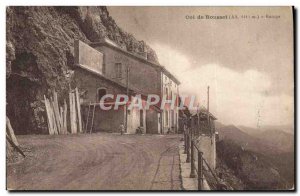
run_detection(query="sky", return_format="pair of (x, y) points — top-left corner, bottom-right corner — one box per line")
(108, 7), (294, 128)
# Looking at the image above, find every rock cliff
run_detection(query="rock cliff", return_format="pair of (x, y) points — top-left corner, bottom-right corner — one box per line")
(6, 6), (159, 134)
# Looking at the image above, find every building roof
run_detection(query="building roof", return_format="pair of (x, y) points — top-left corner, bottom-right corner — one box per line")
(90, 38), (181, 85)
(190, 108), (217, 120)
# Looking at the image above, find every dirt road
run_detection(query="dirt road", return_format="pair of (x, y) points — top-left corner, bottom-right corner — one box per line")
(7, 133), (182, 190)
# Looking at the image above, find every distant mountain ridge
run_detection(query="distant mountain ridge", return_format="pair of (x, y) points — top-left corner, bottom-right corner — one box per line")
(237, 125), (294, 153)
(252, 129), (294, 152)
(260, 125), (294, 135)
(217, 125), (283, 154)
(216, 123), (294, 153)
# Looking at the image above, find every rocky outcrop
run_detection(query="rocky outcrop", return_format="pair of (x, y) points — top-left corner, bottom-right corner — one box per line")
(6, 6), (159, 134)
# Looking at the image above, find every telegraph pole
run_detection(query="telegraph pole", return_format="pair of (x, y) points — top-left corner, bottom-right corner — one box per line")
(125, 67), (130, 133)
(207, 86), (213, 144)
(207, 86), (211, 135)
(207, 86), (210, 122)
(197, 103), (200, 127)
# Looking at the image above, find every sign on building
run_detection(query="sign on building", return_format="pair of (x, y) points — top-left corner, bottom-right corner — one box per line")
(74, 40), (104, 75)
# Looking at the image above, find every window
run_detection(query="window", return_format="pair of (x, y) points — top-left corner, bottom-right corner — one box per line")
(97, 88), (107, 102)
(166, 87), (168, 97)
(103, 63), (106, 75)
(115, 63), (122, 78)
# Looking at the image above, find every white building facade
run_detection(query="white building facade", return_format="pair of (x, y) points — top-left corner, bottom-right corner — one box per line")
(161, 72), (180, 134)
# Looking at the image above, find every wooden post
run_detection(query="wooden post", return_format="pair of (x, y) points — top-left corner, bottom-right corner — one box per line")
(6, 117), (19, 146)
(56, 91), (63, 133)
(60, 106), (63, 133)
(69, 92), (74, 134)
(52, 90), (61, 134)
(47, 98), (55, 135)
(198, 151), (204, 190)
(44, 95), (53, 135)
(190, 140), (197, 178)
(49, 98), (58, 135)
(64, 100), (67, 134)
(186, 133), (190, 163)
(6, 133), (25, 157)
(72, 92), (77, 133)
(75, 88), (82, 133)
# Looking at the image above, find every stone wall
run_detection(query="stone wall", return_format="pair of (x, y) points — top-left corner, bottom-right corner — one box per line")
(94, 44), (161, 95)
(197, 134), (216, 170)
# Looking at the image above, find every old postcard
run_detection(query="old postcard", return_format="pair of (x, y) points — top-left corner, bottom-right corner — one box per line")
(6, 6), (294, 191)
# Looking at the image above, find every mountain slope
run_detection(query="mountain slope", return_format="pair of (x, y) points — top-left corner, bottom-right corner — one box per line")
(216, 124), (294, 189)
(237, 125), (262, 136)
(253, 129), (294, 152)
(237, 125), (294, 153)
(217, 140), (290, 190)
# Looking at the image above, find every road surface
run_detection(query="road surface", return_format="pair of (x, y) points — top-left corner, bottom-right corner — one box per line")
(7, 133), (182, 190)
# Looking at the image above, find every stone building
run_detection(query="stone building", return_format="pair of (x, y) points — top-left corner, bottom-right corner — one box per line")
(74, 39), (180, 134)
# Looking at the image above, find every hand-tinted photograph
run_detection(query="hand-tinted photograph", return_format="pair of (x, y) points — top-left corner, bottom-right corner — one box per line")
(6, 6), (294, 191)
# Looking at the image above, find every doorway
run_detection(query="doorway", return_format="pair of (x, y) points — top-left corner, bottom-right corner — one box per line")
(140, 110), (144, 127)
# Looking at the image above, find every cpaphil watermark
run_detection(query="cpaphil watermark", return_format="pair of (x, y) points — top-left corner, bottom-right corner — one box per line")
(97, 94), (198, 111)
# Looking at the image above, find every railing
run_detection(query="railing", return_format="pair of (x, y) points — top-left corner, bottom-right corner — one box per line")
(183, 129), (223, 190)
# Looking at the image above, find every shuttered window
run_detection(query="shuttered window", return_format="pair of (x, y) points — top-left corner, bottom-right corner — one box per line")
(115, 63), (122, 78)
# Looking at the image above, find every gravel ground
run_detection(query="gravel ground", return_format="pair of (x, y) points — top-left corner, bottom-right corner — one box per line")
(7, 133), (182, 191)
